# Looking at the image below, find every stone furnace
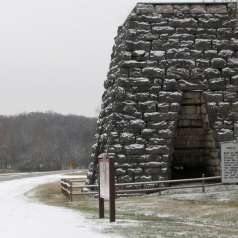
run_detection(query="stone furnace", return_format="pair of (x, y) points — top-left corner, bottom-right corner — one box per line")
(88, 2), (238, 184)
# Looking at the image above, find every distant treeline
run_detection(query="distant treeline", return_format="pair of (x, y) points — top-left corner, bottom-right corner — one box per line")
(0, 112), (96, 172)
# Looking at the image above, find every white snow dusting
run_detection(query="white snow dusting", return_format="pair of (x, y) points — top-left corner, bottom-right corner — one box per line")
(0, 174), (122, 238)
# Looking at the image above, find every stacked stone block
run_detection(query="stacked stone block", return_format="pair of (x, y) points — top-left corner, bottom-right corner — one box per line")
(88, 2), (238, 184)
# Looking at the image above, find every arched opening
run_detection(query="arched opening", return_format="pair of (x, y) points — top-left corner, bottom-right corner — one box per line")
(171, 91), (219, 179)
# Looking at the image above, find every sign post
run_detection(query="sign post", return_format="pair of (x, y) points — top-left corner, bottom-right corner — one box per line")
(99, 157), (116, 222)
(221, 141), (238, 184)
(234, 124), (238, 139)
(109, 158), (115, 222)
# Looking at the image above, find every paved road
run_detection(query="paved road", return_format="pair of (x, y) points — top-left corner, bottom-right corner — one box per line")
(0, 174), (120, 238)
(0, 170), (74, 182)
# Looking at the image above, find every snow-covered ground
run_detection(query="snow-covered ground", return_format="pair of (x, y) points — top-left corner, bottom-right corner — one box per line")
(0, 170), (72, 181)
(0, 174), (120, 238)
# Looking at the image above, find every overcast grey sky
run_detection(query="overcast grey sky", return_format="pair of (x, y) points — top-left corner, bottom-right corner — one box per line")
(0, 0), (205, 117)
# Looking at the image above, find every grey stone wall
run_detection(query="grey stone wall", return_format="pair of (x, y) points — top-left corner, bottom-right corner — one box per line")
(88, 2), (238, 184)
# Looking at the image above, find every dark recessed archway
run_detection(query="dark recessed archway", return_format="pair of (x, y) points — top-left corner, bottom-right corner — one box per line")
(171, 91), (219, 179)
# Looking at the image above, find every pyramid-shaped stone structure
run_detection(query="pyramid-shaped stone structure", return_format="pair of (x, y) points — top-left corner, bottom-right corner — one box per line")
(88, 2), (238, 184)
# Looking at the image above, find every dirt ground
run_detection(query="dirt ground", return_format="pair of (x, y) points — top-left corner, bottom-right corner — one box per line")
(28, 182), (238, 238)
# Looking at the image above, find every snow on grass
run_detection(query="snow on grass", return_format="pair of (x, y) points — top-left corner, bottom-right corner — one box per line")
(27, 175), (238, 238)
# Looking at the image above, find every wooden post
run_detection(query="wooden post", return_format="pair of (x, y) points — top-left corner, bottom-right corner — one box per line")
(70, 181), (73, 201)
(99, 197), (105, 218)
(109, 159), (116, 222)
(202, 173), (205, 193)
(99, 178), (105, 218)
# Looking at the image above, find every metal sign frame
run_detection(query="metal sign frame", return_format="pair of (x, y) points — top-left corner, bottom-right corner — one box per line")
(99, 158), (116, 222)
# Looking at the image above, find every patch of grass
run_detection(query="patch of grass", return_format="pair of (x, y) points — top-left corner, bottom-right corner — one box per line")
(28, 182), (238, 238)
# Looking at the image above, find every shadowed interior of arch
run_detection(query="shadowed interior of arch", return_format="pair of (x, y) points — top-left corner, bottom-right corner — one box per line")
(171, 91), (219, 179)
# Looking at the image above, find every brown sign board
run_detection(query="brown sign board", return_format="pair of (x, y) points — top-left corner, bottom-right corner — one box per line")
(221, 141), (238, 184)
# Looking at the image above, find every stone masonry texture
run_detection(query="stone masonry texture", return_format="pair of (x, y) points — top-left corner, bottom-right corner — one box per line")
(88, 2), (238, 184)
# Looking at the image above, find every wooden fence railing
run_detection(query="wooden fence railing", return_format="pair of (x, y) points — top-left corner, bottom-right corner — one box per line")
(61, 175), (222, 201)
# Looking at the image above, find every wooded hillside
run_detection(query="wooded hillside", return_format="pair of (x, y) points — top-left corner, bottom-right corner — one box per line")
(0, 112), (96, 172)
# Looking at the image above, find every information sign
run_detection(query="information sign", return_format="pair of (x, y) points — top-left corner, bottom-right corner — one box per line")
(99, 159), (110, 200)
(221, 141), (238, 183)
(99, 157), (116, 222)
